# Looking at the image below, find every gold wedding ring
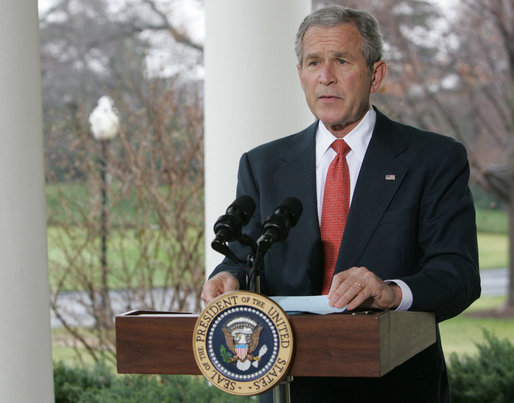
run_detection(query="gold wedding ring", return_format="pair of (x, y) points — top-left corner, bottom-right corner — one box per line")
(355, 282), (364, 289)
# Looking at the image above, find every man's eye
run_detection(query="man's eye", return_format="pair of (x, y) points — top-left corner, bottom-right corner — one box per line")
(337, 58), (347, 64)
(308, 60), (319, 66)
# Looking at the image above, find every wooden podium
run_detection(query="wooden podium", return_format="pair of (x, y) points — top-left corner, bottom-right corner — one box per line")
(116, 310), (435, 378)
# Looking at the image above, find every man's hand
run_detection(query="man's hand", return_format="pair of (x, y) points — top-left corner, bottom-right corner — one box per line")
(201, 272), (240, 305)
(327, 266), (402, 311)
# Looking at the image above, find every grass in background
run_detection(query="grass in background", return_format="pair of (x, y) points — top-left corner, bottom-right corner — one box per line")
(52, 346), (97, 368)
(440, 297), (514, 357)
(475, 207), (508, 269)
(478, 233), (508, 269)
(475, 208), (507, 234)
(51, 327), (99, 367)
(47, 226), (175, 291)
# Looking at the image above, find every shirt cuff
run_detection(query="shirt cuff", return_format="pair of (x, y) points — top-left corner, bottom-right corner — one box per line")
(385, 279), (413, 311)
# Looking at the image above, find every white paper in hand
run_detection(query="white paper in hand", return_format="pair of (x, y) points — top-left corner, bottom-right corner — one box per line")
(270, 295), (347, 315)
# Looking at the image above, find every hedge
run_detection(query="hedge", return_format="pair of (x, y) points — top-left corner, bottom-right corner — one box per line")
(53, 362), (254, 402)
(449, 330), (514, 403)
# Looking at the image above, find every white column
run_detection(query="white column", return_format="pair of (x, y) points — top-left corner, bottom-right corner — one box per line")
(205, 0), (313, 274)
(0, 1), (54, 402)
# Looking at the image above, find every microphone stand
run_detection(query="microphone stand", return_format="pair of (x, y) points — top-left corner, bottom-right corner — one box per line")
(246, 255), (260, 294)
(212, 233), (260, 293)
(248, 235), (273, 294)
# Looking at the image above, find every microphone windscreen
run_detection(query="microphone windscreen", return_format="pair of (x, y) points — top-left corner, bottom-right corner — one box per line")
(277, 197), (303, 227)
(229, 195), (256, 225)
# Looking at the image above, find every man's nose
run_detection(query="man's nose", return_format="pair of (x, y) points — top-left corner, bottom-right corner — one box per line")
(319, 63), (335, 85)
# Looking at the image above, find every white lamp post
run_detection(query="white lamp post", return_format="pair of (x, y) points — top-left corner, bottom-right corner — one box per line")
(89, 96), (120, 324)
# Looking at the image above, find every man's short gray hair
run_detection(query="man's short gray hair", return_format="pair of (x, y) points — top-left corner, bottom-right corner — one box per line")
(295, 5), (384, 70)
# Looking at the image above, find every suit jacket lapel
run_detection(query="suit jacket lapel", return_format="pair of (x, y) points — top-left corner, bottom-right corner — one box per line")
(336, 111), (408, 273)
(270, 122), (323, 292)
(272, 122), (321, 245)
(274, 122), (323, 284)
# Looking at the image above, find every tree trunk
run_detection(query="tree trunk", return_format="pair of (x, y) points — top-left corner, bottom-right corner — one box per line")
(506, 0), (514, 309)
(508, 128), (514, 309)
(508, 35), (514, 308)
(509, 202), (514, 307)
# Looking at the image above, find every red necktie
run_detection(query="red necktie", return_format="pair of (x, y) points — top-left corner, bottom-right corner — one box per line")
(321, 139), (351, 294)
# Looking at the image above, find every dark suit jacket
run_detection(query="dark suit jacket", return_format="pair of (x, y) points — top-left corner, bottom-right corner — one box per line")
(211, 108), (481, 402)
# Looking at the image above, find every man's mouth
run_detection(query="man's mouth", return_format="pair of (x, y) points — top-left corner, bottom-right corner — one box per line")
(318, 95), (341, 102)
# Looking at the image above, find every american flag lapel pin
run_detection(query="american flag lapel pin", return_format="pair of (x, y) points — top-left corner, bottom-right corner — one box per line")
(385, 174), (396, 181)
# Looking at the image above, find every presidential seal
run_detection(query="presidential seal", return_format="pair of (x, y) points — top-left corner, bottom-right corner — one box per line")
(193, 291), (294, 396)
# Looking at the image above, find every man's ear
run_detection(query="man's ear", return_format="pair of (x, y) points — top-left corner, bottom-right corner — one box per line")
(370, 60), (386, 94)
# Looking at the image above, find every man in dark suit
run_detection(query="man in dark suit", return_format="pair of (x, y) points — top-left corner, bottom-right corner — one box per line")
(202, 5), (481, 402)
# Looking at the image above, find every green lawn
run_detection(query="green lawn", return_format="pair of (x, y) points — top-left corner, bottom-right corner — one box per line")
(441, 206), (512, 356)
(476, 207), (508, 233)
(47, 224), (204, 292)
(478, 232), (508, 269)
(440, 296), (514, 357)
(475, 207), (508, 269)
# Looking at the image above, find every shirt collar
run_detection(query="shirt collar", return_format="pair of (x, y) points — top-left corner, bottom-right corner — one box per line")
(316, 108), (376, 165)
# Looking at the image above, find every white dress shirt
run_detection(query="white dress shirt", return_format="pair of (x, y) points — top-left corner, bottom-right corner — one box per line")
(315, 109), (412, 311)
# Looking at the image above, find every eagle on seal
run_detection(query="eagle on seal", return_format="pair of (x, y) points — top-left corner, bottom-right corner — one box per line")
(222, 324), (263, 362)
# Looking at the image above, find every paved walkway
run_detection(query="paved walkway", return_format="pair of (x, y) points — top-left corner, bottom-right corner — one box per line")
(480, 267), (509, 297)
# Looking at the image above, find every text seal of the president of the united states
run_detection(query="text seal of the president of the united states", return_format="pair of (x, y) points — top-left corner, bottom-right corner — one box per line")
(192, 291), (294, 396)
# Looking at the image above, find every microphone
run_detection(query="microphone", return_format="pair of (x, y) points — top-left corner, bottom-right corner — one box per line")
(212, 195), (256, 245)
(257, 197), (303, 251)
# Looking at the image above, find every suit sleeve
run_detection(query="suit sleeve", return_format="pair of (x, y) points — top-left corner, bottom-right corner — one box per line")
(403, 141), (481, 321)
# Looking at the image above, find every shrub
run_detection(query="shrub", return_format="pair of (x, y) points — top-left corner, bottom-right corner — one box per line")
(54, 363), (113, 403)
(449, 330), (514, 403)
(53, 362), (255, 402)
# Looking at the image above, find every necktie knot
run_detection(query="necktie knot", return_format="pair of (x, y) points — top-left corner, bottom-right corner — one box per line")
(331, 139), (351, 156)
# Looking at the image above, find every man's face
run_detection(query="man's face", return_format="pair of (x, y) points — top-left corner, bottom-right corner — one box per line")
(297, 24), (385, 137)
